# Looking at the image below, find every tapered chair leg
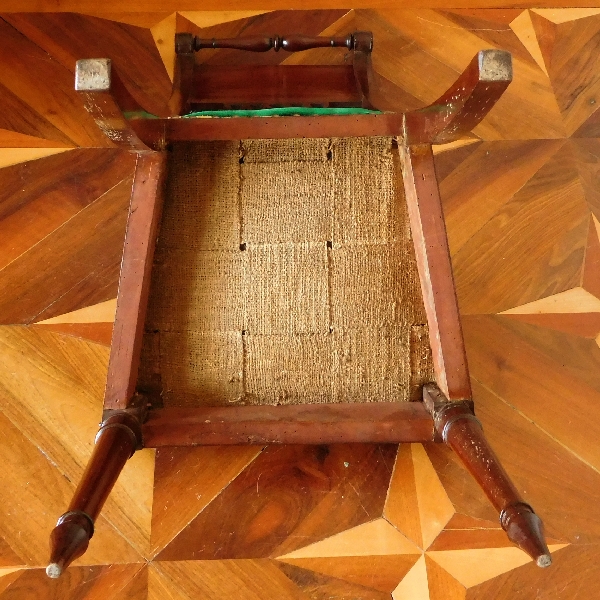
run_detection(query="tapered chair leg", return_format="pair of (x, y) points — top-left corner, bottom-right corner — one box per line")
(46, 412), (142, 578)
(423, 384), (552, 568)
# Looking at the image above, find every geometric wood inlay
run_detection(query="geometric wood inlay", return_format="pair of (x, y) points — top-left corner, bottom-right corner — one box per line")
(0, 7), (597, 598)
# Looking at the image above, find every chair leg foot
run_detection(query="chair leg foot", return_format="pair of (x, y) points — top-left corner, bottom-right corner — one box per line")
(47, 511), (94, 578)
(501, 502), (551, 567)
(423, 383), (552, 567)
(47, 411), (142, 577)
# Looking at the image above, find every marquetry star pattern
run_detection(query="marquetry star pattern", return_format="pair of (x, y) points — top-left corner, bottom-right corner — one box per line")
(270, 444), (567, 600)
(1, 6), (600, 598)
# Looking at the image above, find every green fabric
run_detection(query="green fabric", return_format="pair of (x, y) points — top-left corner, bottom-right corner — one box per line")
(124, 107), (382, 121)
(183, 106), (381, 118)
(124, 111), (159, 120)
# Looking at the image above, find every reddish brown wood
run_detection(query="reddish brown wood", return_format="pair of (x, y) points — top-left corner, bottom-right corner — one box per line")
(399, 143), (471, 401)
(423, 383), (552, 567)
(351, 30), (375, 109)
(104, 153), (167, 410)
(404, 49), (512, 144)
(172, 31), (374, 113)
(190, 33), (356, 53)
(188, 64), (361, 109)
(47, 411), (142, 578)
(46, 512), (93, 580)
(353, 50), (375, 109)
(170, 34), (196, 116)
(75, 59), (150, 151)
(131, 112), (403, 147)
(142, 402), (435, 447)
(5, 12), (173, 118)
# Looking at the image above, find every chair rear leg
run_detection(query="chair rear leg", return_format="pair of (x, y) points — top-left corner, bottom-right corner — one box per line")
(423, 384), (552, 567)
(46, 411), (142, 578)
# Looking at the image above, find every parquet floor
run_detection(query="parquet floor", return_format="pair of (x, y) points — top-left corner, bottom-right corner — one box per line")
(0, 8), (599, 599)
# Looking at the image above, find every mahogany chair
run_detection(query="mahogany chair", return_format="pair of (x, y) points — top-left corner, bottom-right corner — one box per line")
(46, 32), (551, 578)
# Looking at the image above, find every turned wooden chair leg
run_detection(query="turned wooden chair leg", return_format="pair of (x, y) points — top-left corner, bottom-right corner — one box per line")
(46, 412), (142, 578)
(423, 384), (551, 567)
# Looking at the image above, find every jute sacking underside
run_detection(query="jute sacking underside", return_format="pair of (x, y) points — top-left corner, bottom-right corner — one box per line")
(138, 137), (434, 407)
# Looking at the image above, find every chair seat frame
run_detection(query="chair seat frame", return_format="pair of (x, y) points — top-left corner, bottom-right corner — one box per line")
(46, 32), (551, 578)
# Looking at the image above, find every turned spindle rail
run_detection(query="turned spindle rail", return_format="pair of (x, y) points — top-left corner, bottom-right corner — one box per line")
(176, 32), (373, 54)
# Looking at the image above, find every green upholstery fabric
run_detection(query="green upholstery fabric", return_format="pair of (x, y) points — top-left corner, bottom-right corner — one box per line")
(124, 107), (382, 120)
(183, 107), (381, 118)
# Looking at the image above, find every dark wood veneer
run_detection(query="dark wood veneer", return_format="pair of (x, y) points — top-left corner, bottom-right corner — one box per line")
(142, 403), (435, 447)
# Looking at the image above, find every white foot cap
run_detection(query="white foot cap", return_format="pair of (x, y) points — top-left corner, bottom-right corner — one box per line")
(46, 563), (62, 578)
(537, 554), (552, 568)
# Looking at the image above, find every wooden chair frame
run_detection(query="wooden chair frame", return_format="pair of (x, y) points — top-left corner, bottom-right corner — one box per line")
(46, 32), (551, 578)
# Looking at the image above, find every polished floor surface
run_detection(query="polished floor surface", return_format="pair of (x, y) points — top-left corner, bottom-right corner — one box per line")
(0, 8), (598, 599)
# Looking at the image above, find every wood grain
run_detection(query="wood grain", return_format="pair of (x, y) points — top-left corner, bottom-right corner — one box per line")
(583, 214), (600, 297)
(500, 287), (600, 314)
(151, 446), (262, 555)
(184, 10), (349, 67)
(278, 562), (392, 600)
(0, 81), (77, 146)
(392, 555), (429, 600)
(451, 142), (589, 314)
(5, 13), (173, 118)
(400, 144), (471, 401)
(0, 409), (140, 568)
(0, 176), (133, 324)
(358, 8), (565, 140)
(156, 444), (396, 561)
(278, 518), (421, 558)
(37, 299), (117, 325)
(0, 326), (154, 560)
(440, 140), (565, 256)
(467, 376), (600, 544)
(0, 0), (592, 7)
(277, 518), (420, 591)
(0, 7), (599, 596)
(132, 113), (404, 146)
(428, 528), (514, 551)
(32, 322), (114, 346)
(104, 153), (166, 410)
(424, 443), (499, 524)
(278, 554), (419, 593)
(148, 559), (308, 600)
(467, 544), (600, 600)
(428, 547), (532, 589)
(572, 138), (600, 219)
(385, 444), (454, 549)
(384, 444), (422, 547)
(0, 20), (112, 147)
(0, 149), (135, 272)
(0, 129), (73, 148)
(543, 14), (600, 135)
(0, 148), (72, 169)
(0, 564), (147, 600)
(151, 13), (177, 81)
(463, 315), (600, 475)
(143, 404), (434, 447)
(425, 555), (466, 599)
(178, 11), (271, 30)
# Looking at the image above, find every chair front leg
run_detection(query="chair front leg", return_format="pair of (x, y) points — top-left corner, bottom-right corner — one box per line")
(46, 411), (142, 578)
(423, 384), (552, 567)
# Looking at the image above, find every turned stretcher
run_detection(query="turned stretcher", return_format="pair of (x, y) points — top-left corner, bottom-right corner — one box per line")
(46, 32), (551, 578)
